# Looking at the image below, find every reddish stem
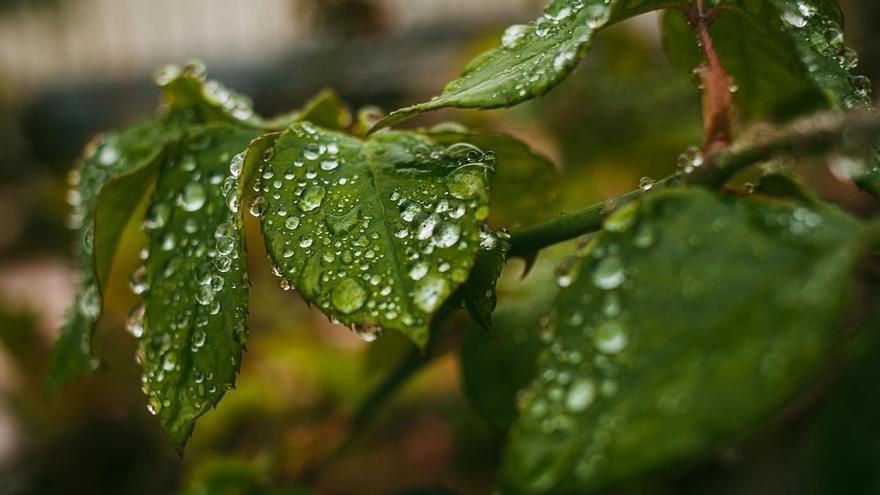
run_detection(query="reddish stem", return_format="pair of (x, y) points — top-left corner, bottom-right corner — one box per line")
(689, 0), (734, 152)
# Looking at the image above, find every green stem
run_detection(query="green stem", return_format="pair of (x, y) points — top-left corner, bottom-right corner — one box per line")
(509, 109), (880, 258)
(300, 320), (443, 483)
(351, 337), (436, 430)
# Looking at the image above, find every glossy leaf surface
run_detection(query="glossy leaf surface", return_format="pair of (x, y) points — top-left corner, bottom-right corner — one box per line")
(136, 125), (261, 449)
(259, 123), (494, 347)
(373, 0), (686, 131)
(502, 188), (864, 493)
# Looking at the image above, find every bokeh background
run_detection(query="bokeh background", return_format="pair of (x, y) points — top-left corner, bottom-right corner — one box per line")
(0, 1), (878, 494)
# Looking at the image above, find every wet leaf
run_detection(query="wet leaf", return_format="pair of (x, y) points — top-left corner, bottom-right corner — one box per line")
(258, 122), (494, 347)
(662, 1), (880, 195)
(157, 61), (263, 128)
(137, 125), (261, 450)
(425, 125), (560, 227)
(502, 188), (864, 493)
(461, 254), (561, 429)
(47, 114), (192, 391)
(460, 227), (510, 331)
(372, 0), (686, 131)
(268, 89), (352, 131)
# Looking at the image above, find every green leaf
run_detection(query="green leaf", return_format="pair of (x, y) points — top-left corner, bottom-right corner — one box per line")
(461, 253), (561, 429)
(267, 89), (352, 131)
(753, 171), (820, 206)
(662, 1), (880, 195)
(372, 0), (687, 131)
(501, 188), (864, 493)
(460, 227), (510, 331)
(136, 125), (261, 450)
(425, 125), (560, 227)
(258, 122), (494, 347)
(157, 61), (263, 128)
(47, 114), (192, 391)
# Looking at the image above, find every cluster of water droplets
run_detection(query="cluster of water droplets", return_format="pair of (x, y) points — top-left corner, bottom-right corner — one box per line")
(778, 1), (872, 107)
(675, 146), (704, 176)
(255, 123), (493, 342)
(154, 61), (258, 123)
(131, 131), (248, 416)
(62, 134), (141, 359)
(452, 0), (610, 101)
(518, 201), (667, 480)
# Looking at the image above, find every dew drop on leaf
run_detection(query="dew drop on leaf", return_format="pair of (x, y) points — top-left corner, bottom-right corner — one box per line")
(592, 256), (625, 290)
(566, 378), (596, 412)
(332, 278), (367, 314)
(179, 183), (207, 212)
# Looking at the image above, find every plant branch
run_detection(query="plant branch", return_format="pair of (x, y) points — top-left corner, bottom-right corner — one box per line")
(300, 319), (445, 483)
(508, 109), (880, 258)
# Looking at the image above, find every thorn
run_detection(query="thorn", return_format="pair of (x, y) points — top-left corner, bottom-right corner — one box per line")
(519, 252), (539, 279)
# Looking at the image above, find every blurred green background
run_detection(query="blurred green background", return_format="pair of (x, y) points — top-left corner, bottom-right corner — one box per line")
(0, 1), (878, 493)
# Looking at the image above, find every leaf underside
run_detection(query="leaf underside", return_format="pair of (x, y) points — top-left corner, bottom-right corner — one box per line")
(502, 188), (863, 493)
(258, 123), (494, 347)
(461, 253), (562, 429)
(47, 114), (193, 391)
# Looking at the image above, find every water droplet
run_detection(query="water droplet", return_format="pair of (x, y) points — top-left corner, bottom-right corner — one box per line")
(566, 379), (596, 412)
(303, 143), (322, 160)
(412, 276), (448, 313)
(501, 24), (528, 48)
(416, 213), (441, 240)
(676, 146), (703, 173)
(327, 205), (360, 235)
(126, 305), (145, 338)
(129, 265), (149, 295)
(447, 171), (483, 199)
(191, 329), (207, 349)
(555, 257), (578, 288)
(332, 278), (367, 314)
(249, 196), (267, 217)
(355, 324), (382, 342)
(178, 183), (206, 212)
(433, 222), (461, 248)
(592, 256), (625, 290)
(285, 216), (301, 230)
(300, 186), (326, 212)
(409, 261), (429, 281)
(593, 320), (628, 354)
(145, 203), (171, 230)
(229, 152), (245, 178)
(196, 285), (214, 305)
(639, 177), (654, 191)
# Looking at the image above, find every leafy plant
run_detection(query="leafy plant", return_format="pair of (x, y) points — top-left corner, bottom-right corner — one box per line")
(50, 0), (880, 492)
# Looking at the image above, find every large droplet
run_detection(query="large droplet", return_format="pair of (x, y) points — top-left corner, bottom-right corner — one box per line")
(229, 152), (245, 178)
(179, 183), (207, 212)
(300, 186), (326, 212)
(332, 278), (367, 314)
(433, 222), (461, 248)
(447, 171), (483, 199)
(592, 256), (625, 290)
(327, 205), (360, 235)
(126, 305), (145, 338)
(566, 378), (596, 412)
(593, 320), (628, 354)
(249, 196), (267, 217)
(412, 276), (447, 313)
